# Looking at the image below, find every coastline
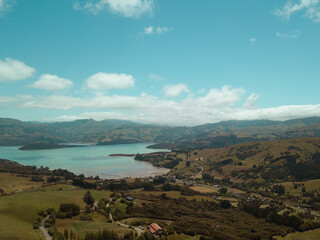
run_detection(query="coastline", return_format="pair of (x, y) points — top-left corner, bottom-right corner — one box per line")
(93, 164), (171, 180)
(0, 143), (171, 180)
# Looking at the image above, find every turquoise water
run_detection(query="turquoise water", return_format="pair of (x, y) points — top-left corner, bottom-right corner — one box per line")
(0, 143), (169, 179)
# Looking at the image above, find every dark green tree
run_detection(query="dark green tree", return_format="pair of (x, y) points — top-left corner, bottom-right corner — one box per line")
(64, 228), (69, 240)
(84, 191), (95, 205)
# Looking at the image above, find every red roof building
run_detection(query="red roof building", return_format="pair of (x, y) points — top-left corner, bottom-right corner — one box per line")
(148, 223), (163, 235)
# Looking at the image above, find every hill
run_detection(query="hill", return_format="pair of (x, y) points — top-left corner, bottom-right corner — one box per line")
(1, 117), (320, 148)
(190, 137), (320, 183)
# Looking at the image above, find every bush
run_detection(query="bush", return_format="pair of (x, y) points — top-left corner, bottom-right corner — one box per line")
(58, 203), (80, 218)
(311, 202), (320, 211)
(80, 214), (93, 221)
(53, 231), (65, 240)
(219, 187), (228, 194)
(84, 191), (95, 205)
(219, 200), (232, 209)
(33, 222), (40, 229)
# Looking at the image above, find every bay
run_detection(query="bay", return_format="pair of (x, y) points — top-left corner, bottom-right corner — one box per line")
(0, 143), (170, 179)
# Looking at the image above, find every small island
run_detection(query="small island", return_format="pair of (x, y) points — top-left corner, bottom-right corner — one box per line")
(19, 142), (87, 151)
(108, 153), (136, 157)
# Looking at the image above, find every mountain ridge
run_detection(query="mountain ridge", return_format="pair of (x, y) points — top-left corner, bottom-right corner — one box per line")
(1, 117), (320, 148)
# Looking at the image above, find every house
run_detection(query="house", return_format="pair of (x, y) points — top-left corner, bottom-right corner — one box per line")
(126, 197), (134, 201)
(148, 223), (163, 235)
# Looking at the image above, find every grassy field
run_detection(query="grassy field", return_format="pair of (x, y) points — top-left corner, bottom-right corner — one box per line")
(0, 173), (44, 194)
(120, 217), (172, 227)
(145, 190), (217, 202)
(190, 185), (244, 195)
(275, 229), (320, 240)
(282, 179), (320, 196)
(168, 233), (199, 240)
(116, 201), (128, 213)
(190, 186), (217, 193)
(56, 214), (131, 239)
(0, 186), (111, 240)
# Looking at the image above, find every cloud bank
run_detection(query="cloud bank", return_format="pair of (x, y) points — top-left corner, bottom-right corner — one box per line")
(0, 0), (13, 15)
(274, 0), (320, 22)
(73, 0), (154, 18)
(2, 85), (320, 126)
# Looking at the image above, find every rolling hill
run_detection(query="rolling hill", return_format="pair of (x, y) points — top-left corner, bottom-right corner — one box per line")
(1, 117), (320, 148)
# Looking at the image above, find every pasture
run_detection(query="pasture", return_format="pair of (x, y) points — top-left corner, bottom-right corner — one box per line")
(0, 186), (111, 240)
(276, 229), (320, 240)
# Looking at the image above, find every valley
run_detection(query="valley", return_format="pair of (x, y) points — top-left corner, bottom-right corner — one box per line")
(1, 133), (320, 239)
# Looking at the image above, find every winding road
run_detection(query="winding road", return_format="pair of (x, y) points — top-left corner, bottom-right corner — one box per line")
(40, 215), (52, 240)
(192, 162), (204, 178)
(106, 198), (144, 236)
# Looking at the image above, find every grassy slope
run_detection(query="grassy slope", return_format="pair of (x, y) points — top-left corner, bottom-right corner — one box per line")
(190, 137), (320, 181)
(0, 173), (45, 194)
(282, 179), (320, 196)
(0, 187), (110, 240)
(276, 229), (320, 240)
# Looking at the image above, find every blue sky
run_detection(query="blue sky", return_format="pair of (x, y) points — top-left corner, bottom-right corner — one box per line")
(0, 0), (320, 126)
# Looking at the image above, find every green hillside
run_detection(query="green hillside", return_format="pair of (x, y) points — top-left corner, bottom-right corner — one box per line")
(1, 117), (320, 148)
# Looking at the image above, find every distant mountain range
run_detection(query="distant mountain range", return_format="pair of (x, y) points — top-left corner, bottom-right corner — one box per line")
(1, 117), (320, 149)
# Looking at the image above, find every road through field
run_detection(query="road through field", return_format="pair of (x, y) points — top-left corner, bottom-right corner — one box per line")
(40, 215), (52, 240)
(106, 198), (144, 236)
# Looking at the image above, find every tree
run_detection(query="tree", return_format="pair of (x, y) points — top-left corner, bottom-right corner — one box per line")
(272, 185), (285, 195)
(162, 183), (171, 191)
(219, 200), (231, 209)
(219, 187), (228, 194)
(202, 173), (213, 182)
(124, 231), (134, 240)
(84, 191), (95, 205)
(142, 182), (155, 191)
(302, 186), (306, 193)
(64, 228), (69, 240)
(58, 203), (80, 218)
(53, 231), (65, 240)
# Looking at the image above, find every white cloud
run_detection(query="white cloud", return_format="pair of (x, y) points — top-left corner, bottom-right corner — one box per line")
(276, 32), (299, 39)
(0, 58), (35, 82)
(156, 26), (172, 34)
(276, 30), (300, 39)
(29, 74), (73, 91)
(243, 93), (260, 109)
(144, 26), (153, 34)
(274, 0), (320, 22)
(85, 72), (135, 90)
(143, 26), (173, 35)
(0, 0), (14, 16)
(73, 0), (154, 18)
(163, 83), (190, 97)
(250, 38), (256, 43)
(2, 85), (320, 126)
(0, 96), (17, 106)
(149, 73), (163, 81)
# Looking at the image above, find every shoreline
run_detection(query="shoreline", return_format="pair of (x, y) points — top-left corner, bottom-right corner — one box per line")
(108, 154), (136, 157)
(90, 165), (171, 180)
(1, 143), (171, 180)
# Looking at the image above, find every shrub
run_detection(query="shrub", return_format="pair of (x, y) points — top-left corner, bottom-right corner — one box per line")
(58, 203), (80, 218)
(219, 187), (228, 194)
(219, 200), (232, 209)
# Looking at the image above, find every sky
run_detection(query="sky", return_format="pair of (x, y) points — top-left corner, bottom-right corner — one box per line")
(0, 0), (320, 126)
